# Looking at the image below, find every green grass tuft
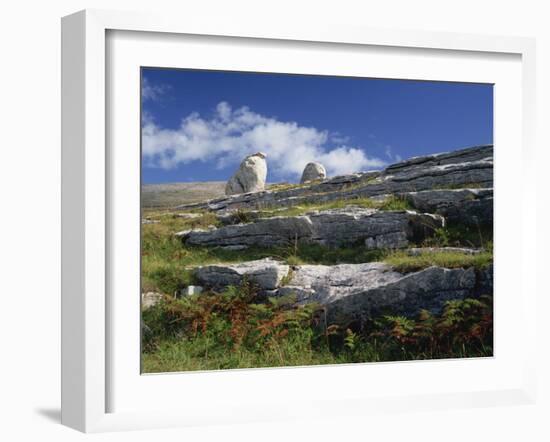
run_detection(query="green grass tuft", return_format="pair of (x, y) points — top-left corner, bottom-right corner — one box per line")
(252, 195), (412, 218)
(266, 182), (311, 192)
(422, 224), (493, 249)
(383, 249), (493, 273)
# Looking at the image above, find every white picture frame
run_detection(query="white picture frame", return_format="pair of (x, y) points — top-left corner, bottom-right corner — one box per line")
(61, 9), (537, 433)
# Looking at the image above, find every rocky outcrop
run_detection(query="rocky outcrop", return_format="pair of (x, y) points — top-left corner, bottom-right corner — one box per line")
(300, 162), (327, 183)
(177, 145), (493, 213)
(192, 258), (487, 324)
(384, 144), (493, 175)
(225, 152), (267, 195)
(195, 258), (290, 291)
(178, 208), (444, 250)
(401, 188), (493, 226)
(167, 144), (494, 326)
(216, 209), (270, 226)
(278, 263), (478, 323)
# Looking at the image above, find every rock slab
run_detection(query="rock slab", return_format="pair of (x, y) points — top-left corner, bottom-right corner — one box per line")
(191, 259), (488, 324)
(179, 208), (444, 250)
(279, 263), (477, 323)
(196, 258), (290, 290)
(402, 188), (493, 226)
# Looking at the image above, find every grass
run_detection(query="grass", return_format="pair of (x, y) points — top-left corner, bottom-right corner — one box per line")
(141, 181), (226, 208)
(141, 211), (222, 293)
(335, 174), (382, 192)
(381, 222), (494, 272)
(280, 243), (385, 266)
(383, 249), (493, 273)
(252, 195), (412, 218)
(142, 283), (493, 373)
(142, 235), (386, 294)
(142, 209), (221, 233)
(422, 224), (493, 249)
(266, 182), (311, 192)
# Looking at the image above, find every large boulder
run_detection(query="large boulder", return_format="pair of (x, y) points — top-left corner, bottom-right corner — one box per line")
(300, 162), (327, 184)
(225, 152), (267, 195)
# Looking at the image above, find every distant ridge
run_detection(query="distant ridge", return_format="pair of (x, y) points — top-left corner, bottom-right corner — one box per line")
(141, 181), (226, 208)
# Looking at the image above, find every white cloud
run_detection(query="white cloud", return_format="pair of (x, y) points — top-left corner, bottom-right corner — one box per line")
(141, 77), (171, 102)
(330, 132), (351, 144)
(142, 102), (386, 180)
(384, 145), (402, 163)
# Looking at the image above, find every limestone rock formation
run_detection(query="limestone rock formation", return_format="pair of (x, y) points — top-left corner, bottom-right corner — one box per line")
(178, 208), (444, 250)
(177, 144), (493, 213)
(159, 144), (494, 328)
(280, 264), (478, 323)
(300, 162), (327, 183)
(192, 259), (487, 324)
(196, 258), (290, 291)
(401, 188), (493, 226)
(225, 152), (267, 196)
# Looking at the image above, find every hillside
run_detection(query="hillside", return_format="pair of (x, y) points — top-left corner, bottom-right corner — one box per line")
(141, 144), (494, 372)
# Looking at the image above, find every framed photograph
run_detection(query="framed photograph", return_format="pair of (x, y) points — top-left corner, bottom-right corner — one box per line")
(61, 9), (537, 432)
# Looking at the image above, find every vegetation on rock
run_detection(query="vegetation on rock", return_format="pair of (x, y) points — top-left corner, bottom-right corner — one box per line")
(383, 249), (493, 273)
(249, 195), (412, 218)
(142, 281), (493, 372)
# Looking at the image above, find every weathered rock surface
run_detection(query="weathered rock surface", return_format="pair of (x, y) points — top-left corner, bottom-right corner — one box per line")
(278, 263), (479, 323)
(225, 152), (268, 195)
(300, 162), (327, 183)
(475, 264), (493, 296)
(405, 247), (484, 256)
(142, 292), (164, 309)
(192, 259), (486, 323)
(385, 144), (493, 175)
(178, 145), (493, 213)
(216, 210), (269, 226)
(178, 208), (444, 250)
(402, 188), (493, 226)
(195, 258), (290, 290)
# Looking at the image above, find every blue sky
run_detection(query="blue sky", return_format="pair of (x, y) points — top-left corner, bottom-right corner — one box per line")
(141, 68), (493, 184)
